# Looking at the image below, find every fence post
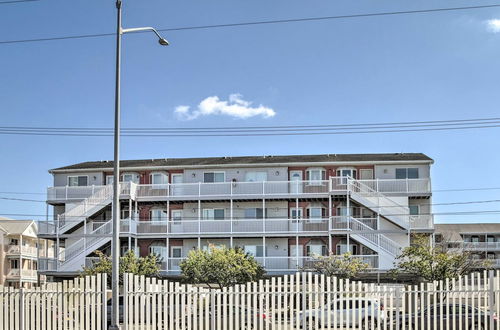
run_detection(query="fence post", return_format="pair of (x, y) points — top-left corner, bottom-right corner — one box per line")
(489, 270), (495, 330)
(395, 287), (402, 330)
(19, 288), (25, 330)
(210, 290), (216, 330)
(123, 273), (128, 330)
(302, 273), (306, 330)
(102, 274), (108, 330)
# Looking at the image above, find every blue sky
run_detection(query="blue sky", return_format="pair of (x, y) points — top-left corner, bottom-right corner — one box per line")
(1, 0), (500, 223)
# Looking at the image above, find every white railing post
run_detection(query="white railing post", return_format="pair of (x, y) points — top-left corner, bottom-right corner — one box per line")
(406, 178), (409, 193)
(376, 178), (379, 192)
(19, 287), (25, 330)
(65, 185), (68, 200)
(198, 182), (201, 198)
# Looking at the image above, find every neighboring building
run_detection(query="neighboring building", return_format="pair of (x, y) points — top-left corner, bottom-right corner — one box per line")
(434, 223), (500, 269)
(0, 219), (50, 288)
(38, 153), (434, 279)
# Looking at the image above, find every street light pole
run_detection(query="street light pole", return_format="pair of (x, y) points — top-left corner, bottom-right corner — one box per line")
(110, 0), (122, 329)
(110, 1), (169, 329)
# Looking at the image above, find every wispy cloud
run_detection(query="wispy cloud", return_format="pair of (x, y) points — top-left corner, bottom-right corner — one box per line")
(174, 94), (276, 120)
(486, 19), (500, 33)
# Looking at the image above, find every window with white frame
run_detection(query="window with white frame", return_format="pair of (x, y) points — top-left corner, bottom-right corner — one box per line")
(68, 175), (88, 187)
(307, 207), (323, 221)
(290, 208), (303, 220)
(106, 175), (114, 185)
(149, 243), (167, 259)
(122, 173), (139, 183)
(9, 238), (18, 246)
(150, 209), (167, 222)
(307, 168), (326, 183)
(409, 205), (419, 216)
(171, 210), (182, 224)
(336, 243), (357, 255)
(244, 208), (266, 219)
(10, 259), (19, 269)
(395, 168), (419, 179)
(171, 247), (182, 258)
(336, 168), (357, 179)
(245, 171), (268, 182)
(203, 172), (225, 183)
(203, 209), (225, 220)
(244, 245), (265, 257)
(306, 244), (327, 256)
(150, 172), (168, 185)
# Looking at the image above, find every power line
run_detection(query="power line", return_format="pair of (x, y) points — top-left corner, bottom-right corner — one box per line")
(2, 117), (500, 132)
(0, 191), (46, 195)
(1, 4), (500, 45)
(1, 122), (500, 137)
(0, 0), (39, 4)
(0, 197), (45, 203)
(434, 187), (500, 192)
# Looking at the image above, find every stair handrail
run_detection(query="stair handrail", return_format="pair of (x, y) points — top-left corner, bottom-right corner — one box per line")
(349, 217), (402, 256)
(59, 220), (112, 265)
(347, 177), (410, 228)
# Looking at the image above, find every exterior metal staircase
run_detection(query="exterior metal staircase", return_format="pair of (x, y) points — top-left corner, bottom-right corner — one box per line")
(57, 220), (113, 272)
(57, 185), (114, 234)
(346, 178), (410, 229)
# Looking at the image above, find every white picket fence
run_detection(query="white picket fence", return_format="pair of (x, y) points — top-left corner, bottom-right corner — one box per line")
(0, 274), (107, 330)
(2, 271), (500, 329)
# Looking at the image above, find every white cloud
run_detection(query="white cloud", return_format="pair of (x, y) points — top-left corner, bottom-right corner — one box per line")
(174, 94), (276, 120)
(486, 19), (500, 33)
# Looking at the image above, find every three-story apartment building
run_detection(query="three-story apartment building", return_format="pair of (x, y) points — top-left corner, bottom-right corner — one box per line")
(0, 219), (44, 288)
(38, 153), (434, 279)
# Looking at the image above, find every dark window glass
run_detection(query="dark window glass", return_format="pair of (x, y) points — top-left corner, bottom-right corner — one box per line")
(204, 173), (214, 183)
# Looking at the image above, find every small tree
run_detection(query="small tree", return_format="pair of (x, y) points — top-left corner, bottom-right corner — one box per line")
(82, 250), (161, 285)
(393, 235), (491, 282)
(309, 252), (370, 279)
(180, 245), (265, 289)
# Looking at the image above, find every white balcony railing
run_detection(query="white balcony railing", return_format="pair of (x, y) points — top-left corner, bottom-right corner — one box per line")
(6, 245), (38, 256)
(463, 242), (500, 250)
(47, 177), (431, 202)
(161, 255), (379, 273)
(6, 269), (37, 278)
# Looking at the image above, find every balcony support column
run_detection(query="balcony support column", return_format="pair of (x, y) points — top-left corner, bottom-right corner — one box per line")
(197, 199), (201, 249)
(328, 195), (332, 253)
(346, 195), (350, 250)
(230, 197), (233, 248)
(165, 237), (169, 273)
(295, 197), (299, 270)
(262, 191), (266, 267)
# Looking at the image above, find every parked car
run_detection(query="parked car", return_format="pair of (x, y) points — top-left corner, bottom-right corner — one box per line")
(298, 297), (386, 328)
(398, 304), (498, 330)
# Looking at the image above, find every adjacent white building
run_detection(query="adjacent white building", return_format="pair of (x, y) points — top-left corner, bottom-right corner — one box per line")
(38, 153), (434, 278)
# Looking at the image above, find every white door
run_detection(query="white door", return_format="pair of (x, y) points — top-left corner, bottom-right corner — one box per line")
(290, 245), (304, 268)
(290, 208), (303, 231)
(290, 171), (303, 194)
(170, 210), (183, 233)
(171, 174), (183, 196)
(170, 246), (183, 270)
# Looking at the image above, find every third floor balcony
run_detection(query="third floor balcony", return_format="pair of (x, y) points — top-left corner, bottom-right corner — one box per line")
(47, 177), (431, 203)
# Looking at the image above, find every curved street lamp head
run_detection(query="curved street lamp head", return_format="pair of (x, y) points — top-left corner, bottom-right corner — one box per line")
(122, 26), (170, 46)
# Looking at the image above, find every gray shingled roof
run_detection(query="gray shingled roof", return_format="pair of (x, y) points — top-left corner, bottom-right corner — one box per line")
(50, 153), (433, 172)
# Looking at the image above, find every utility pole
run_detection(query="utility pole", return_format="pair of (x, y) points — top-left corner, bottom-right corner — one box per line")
(110, 1), (169, 328)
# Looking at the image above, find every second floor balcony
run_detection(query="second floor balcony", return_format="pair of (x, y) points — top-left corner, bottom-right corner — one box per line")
(6, 245), (38, 257)
(6, 269), (38, 279)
